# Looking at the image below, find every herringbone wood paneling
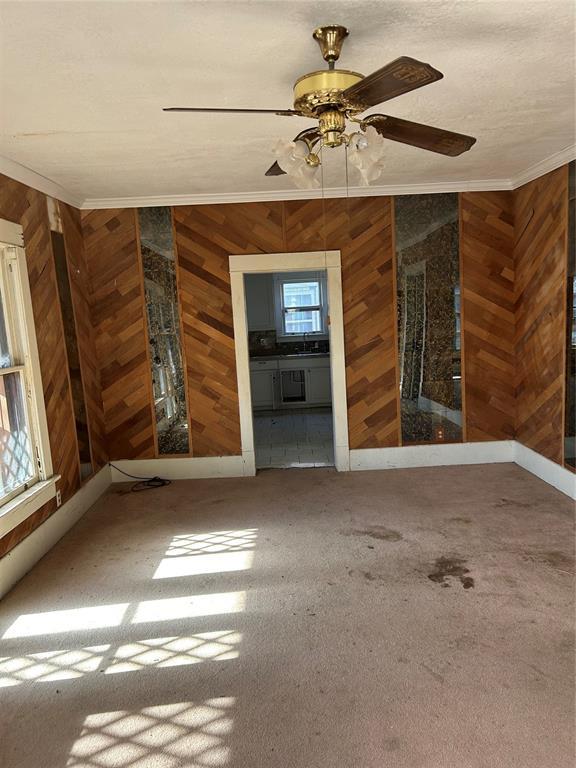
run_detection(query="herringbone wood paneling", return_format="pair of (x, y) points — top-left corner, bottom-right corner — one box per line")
(0, 179), (80, 558)
(285, 197), (400, 448)
(82, 208), (156, 460)
(461, 191), (516, 441)
(174, 198), (399, 454)
(343, 198), (399, 448)
(173, 203), (285, 456)
(61, 203), (108, 470)
(515, 166), (569, 464)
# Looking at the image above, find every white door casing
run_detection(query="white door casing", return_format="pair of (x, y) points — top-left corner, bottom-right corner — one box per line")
(229, 250), (350, 474)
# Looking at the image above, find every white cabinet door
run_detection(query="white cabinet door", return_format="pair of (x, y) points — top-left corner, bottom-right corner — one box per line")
(250, 370), (275, 409)
(306, 366), (331, 405)
(245, 274), (274, 331)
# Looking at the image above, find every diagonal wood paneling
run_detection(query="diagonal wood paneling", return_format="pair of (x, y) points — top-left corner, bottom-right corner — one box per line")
(23, 190), (81, 500)
(341, 197), (399, 449)
(61, 203), (108, 470)
(82, 208), (156, 460)
(173, 198), (399, 454)
(460, 190), (516, 441)
(173, 203), (284, 456)
(515, 166), (568, 464)
(0, 178), (81, 559)
(285, 196), (399, 449)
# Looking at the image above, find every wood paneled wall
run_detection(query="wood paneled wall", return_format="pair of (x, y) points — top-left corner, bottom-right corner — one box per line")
(514, 166), (569, 464)
(460, 190), (516, 441)
(0, 174), (80, 557)
(173, 204), (263, 457)
(0, 162), (571, 560)
(82, 209), (156, 460)
(61, 203), (108, 470)
(340, 198), (399, 449)
(82, 179), (570, 461)
(171, 197), (399, 454)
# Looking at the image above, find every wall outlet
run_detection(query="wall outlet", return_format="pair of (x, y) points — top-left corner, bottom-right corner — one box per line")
(56, 490), (62, 508)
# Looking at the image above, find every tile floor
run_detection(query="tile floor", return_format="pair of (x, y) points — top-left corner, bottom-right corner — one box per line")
(253, 407), (334, 468)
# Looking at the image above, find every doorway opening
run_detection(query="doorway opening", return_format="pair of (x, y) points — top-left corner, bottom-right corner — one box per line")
(245, 270), (334, 469)
(229, 250), (349, 474)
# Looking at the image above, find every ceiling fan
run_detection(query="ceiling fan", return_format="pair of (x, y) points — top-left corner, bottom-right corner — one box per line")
(164, 25), (476, 181)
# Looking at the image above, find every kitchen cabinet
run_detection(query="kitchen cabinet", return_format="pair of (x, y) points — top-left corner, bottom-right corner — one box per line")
(250, 358), (277, 409)
(245, 274), (274, 331)
(250, 370), (276, 409)
(250, 355), (331, 409)
(306, 366), (331, 405)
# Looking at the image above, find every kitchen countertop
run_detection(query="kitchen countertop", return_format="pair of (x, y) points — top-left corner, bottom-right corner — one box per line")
(250, 353), (330, 361)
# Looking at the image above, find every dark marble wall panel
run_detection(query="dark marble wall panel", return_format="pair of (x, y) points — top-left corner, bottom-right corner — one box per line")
(138, 207), (189, 455)
(395, 193), (462, 444)
(565, 161), (576, 470)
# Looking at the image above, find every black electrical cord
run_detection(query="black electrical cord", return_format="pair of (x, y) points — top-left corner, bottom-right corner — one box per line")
(109, 463), (171, 492)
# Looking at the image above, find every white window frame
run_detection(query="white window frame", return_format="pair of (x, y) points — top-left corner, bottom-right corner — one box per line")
(0, 219), (57, 538)
(273, 271), (329, 341)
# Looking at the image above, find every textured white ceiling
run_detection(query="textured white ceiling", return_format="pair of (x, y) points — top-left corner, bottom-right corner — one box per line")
(0, 0), (574, 201)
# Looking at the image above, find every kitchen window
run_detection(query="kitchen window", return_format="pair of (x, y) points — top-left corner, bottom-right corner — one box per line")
(0, 223), (55, 533)
(275, 273), (328, 338)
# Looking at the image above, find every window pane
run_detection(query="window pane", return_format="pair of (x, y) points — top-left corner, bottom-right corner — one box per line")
(282, 281), (320, 308)
(0, 290), (11, 368)
(0, 372), (35, 499)
(284, 309), (322, 334)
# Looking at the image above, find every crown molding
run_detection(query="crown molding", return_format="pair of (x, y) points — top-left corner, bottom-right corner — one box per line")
(81, 178), (513, 209)
(0, 154), (84, 209)
(509, 144), (576, 190)
(1, 144), (574, 211)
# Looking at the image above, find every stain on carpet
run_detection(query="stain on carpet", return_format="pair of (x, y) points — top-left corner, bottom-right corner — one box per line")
(383, 737), (401, 752)
(522, 550), (574, 573)
(348, 568), (386, 584)
(495, 498), (533, 509)
(428, 556), (475, 589)
(341, 526), (403, 542)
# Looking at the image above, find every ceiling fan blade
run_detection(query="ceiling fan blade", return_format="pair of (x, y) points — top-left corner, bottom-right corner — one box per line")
(265, 161), (286, 177)
(363, 114), (476, 156)
(163, 107), (298, 116)
(343, 56), (443, 109)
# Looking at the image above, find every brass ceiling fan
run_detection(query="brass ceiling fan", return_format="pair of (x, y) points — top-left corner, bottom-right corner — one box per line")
(164, 25), (476, 180)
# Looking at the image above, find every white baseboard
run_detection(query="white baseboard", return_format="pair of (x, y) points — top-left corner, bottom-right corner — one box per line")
(349, 440), (575, 500)
(514, 442), (576, 500)
(109, 455), (248, 482)
(350, 440), (515, 471)
(2, 441), (572, 600)
(0, 465), (112, 598)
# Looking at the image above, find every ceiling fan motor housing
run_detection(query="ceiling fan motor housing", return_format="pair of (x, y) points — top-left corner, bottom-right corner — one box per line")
(293, 70), (364, 118)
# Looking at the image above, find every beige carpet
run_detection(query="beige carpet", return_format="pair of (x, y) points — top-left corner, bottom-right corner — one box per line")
(0, 464), (574, 768)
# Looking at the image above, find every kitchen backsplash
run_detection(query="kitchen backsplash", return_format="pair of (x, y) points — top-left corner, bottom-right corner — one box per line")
(248, 330), (330, 357)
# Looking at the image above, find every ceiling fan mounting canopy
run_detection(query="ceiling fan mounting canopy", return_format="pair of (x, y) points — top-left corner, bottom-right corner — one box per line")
(312, 24), (349, 64)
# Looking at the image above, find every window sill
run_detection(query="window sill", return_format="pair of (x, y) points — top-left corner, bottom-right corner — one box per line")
(0, 476), (60, 538)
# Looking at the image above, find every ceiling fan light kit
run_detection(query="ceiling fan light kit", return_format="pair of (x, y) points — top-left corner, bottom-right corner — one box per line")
(164, 24), (477, 188)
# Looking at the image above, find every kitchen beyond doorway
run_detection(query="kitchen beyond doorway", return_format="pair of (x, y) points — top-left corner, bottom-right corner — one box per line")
(244, 269), (334, 469)
(254, 407), (334, 468)
(229, 250), (350, 474)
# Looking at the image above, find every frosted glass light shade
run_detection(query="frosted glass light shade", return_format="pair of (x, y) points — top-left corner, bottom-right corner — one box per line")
(273, 139), (321, 189)
(347, 126), (385, 185)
